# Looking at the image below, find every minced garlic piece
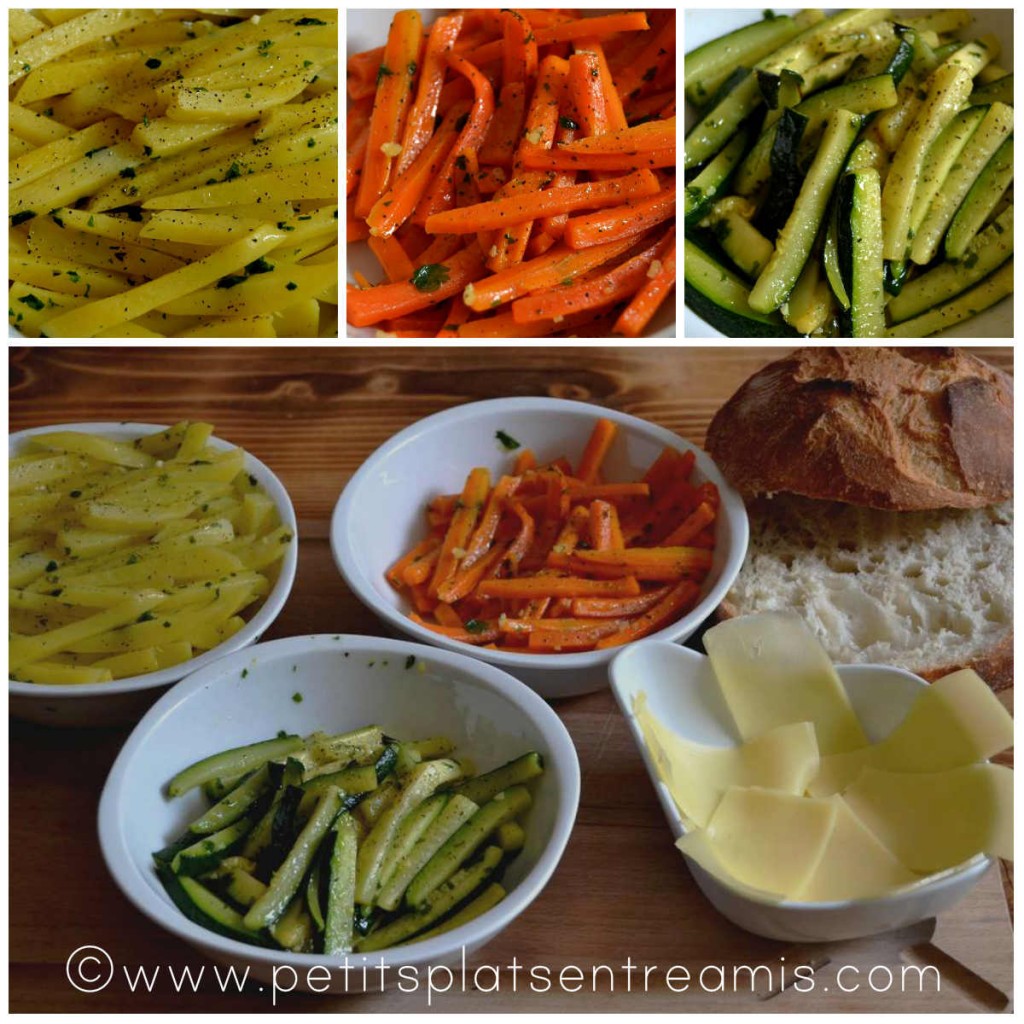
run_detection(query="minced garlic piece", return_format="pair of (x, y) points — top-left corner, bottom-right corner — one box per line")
(647, 259), (662, 279)
(380, 142), (402, 157)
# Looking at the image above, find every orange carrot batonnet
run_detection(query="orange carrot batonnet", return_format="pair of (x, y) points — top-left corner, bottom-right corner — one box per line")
(565, 187), (676, 250)
(614, 227), (677, 337)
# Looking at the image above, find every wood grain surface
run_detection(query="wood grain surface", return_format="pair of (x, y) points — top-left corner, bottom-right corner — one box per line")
(8, 345), (1014, 1013)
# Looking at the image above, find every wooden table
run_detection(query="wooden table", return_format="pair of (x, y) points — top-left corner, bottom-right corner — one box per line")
(9, 345), (1014, 1012)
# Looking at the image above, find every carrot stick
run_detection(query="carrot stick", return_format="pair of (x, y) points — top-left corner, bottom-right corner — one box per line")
(456, 313), (563, 338)
(475, 166), (509, 193)
(513, 449), (537, 473)
(463, 236), (637, 311)
(519, 147), (676, 171)
(546, 118), (676, 154)
(567, 51), (607, 138)
(417, 233), (466, 266)
(435, 295), (472, 337)
(625, 89), (676, 124)
(565, 187), (676, 249)
(347, 120), (370, 197)
(367, 102), (467, 238)
(528, 619), (629, 651)
(511, 236), (660, 322)
(396, 13), (464, 176)
(505, 500), (536, 571)
(354, 10), (423, 218)
(367, 233), (416, 283)
(347, 214), (371, 243)
(575, 417), (618, 483)
(425, 168), (659, 234)
(387, 536), (439, 588)
(429, 466), (491, 597)
(594, 580), (701, 649)
(438, 539), (511, 604)
(402, 544), (442, 586)
(501, 9), (538, 87)
(460, 474), (522, 569)
(347, 45), (388, 101)
(347, 243), (486, 327)
(558, 546), (713, 581)
(662, 500), (716, 547)
(612, 14), (676, 100)
(577, 39), (628, 132)
(589, 499), (623, 550)
(479, 82), (527, 167)
(614, 228), (676, 337)
(476, 575), (641, 600)
(433, 602), (466, 629)
(462, 12), (650, 66)
(410, 612), (499, 645)
(571, 587), (671, 618)
(567, 482), (648, 501)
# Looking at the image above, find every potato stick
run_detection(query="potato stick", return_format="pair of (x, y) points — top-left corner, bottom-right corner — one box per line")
(354, 10), (422, 218)
(397, 13), (464, 176)
(9, 593), (164, 670)
(425, 168), (659, 234)
(575, 418), (619, 484)
(565, 188), (676, 249)
(595, 580), (702, 649)
(428, 467), (491, 597)
(476, 575), (641, 600)
(662, 501), (717, 548)
(556, 546), (713, 581)
(42, 224), (284, 338)
(13, 661), (114, 685)
(571, 587), (672, 618)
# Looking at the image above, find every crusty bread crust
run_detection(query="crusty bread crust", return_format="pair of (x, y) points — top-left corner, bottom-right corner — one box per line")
(706, 347), (1013, 511)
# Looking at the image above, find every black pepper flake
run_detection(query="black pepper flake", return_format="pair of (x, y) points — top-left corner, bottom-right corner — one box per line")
(145, 58), (162, 69)
(11, 211), (36, 226)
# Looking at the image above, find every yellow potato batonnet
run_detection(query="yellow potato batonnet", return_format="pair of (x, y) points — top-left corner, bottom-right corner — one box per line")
(9, 422), (293, 685)
(636, 612), (1014, 904)
(9, 9), (338, 338)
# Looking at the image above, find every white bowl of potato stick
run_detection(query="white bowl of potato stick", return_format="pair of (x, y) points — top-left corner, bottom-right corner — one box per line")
(610, 614), (1013, 942)
(98, 634), (580, 990)
(9, 422), (298, 727)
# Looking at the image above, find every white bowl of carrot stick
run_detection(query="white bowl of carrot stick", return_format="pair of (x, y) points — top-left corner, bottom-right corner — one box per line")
(345, 9), (677, 339)
(331, 398), (748, 699)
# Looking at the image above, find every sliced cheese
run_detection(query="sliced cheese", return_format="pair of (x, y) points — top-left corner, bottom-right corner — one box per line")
(634, 691), (819, 827)
(794, 797), (919, 902)
(808, 669), (1015, 796)
(677, 786), (838, 896)
(704, 612), (867, 755)
(844, 764), (1014, 873)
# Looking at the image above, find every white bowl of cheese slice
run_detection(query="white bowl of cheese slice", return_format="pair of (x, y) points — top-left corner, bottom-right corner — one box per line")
(609, 613), (1013, 942)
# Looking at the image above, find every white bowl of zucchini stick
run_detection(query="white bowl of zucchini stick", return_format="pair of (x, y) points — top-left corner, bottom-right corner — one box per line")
(331, 398), (749, 700)
(8, 422), (298, 727)
(684, 8), (1014, 339)
(97, 634), (580, 989)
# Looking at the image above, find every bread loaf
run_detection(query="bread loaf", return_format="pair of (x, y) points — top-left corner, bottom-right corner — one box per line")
(706, 347), (1013, 511)
(707, 347), (1013, 688)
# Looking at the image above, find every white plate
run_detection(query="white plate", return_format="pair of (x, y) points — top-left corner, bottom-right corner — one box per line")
(609, 640), (992, 942)
(683, 8), (1014, 339)
(346, 9), (676, 338)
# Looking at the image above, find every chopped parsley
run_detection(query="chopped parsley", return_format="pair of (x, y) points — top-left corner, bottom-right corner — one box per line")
(224, 162), (242, 181)
(18, 294), (44, 311)
(245, 256), (274, 275)
(11, 211), (36, 226)
(464, 619), (487, 634)
(410, 263), (450, 293)
(559, 115), (579, 130)
(495, 429), (521, 451)
(295, 17), (327, 25)
(215, 274), (247, 290)
(377, 64), (395, 86)
(119, 166), (136, 179)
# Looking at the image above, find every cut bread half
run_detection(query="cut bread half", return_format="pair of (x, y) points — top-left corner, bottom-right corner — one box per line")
(720, 495), (1013, 690)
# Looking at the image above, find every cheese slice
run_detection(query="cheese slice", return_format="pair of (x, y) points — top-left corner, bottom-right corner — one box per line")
(808, 669), (1015, 796)
(704, 612), (868, 755)
(634, 691), (820, 827)
(844, 764), (1014, 873)
(793, 798), (919, 902)
(677, 786), (838, 896)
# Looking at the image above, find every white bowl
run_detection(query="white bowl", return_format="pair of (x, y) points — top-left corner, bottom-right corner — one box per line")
(609, 640), (992, 942)
(346, 8), (677, 339)
(684, 8), (1014, 340)
(98, 633), (581, 990)
(331, 397), (749, 699)
(9, 422), (298, 727)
